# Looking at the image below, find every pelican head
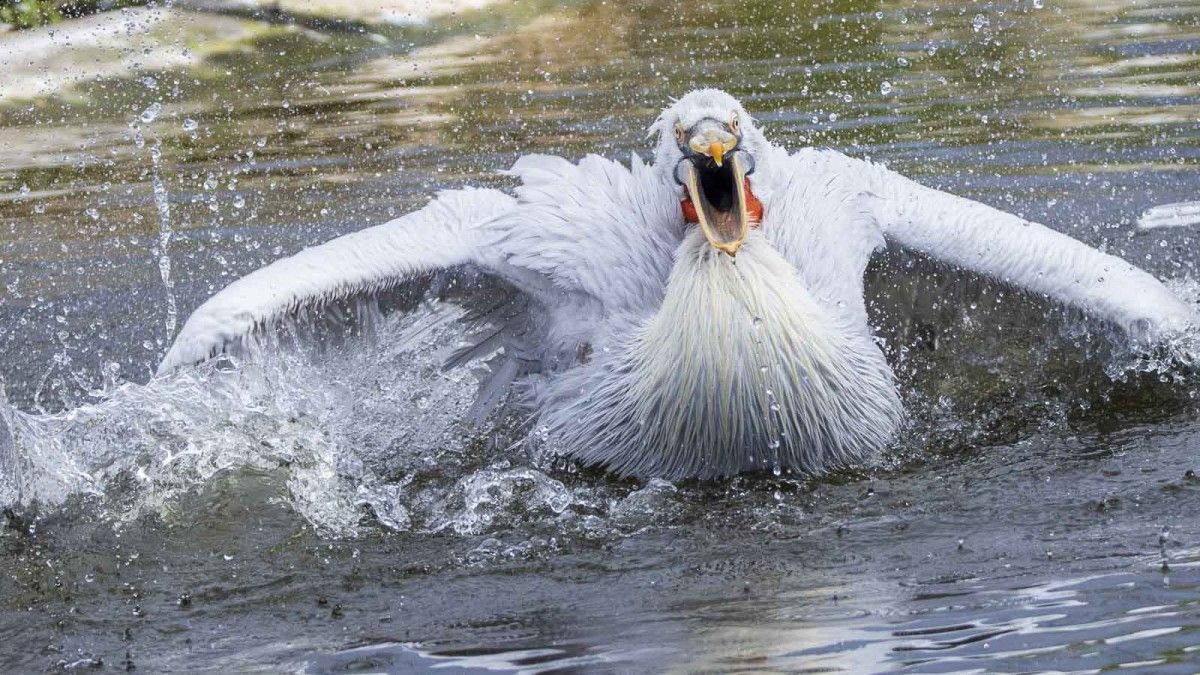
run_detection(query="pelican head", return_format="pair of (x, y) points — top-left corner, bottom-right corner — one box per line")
(651, 89), (764, 256)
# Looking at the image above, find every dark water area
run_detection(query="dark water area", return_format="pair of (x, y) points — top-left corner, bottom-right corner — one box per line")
(3, 0), (1200, 671)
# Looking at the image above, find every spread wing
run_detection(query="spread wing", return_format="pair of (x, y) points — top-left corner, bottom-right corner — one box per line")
(158, 187), (516, 374)
(162, 153), (684, 379)
(809, 149), (1198, 341)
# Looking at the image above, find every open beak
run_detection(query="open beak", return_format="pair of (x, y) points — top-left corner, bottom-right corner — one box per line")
(678, 150), (753, 256)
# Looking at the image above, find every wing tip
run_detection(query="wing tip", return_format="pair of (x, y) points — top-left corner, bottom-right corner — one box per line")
(155, 340), (208, 377)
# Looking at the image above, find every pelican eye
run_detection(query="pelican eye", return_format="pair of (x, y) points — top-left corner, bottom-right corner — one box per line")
(674, 122), (686, 145)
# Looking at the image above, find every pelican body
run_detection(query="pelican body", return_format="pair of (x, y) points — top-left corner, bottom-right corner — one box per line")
(160, 89), (1197, 480)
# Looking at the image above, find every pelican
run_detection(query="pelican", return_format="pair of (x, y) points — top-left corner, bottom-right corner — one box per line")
(160, 89), (1198, 480)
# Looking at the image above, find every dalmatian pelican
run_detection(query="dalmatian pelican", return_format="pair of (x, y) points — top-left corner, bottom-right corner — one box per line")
(159, 89), (1198, 480)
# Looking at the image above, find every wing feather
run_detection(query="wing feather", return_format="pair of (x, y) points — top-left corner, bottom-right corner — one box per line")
(799, 149), (1198, 340)
(497, 153), (682, 316)
(158, 187), (515, 373)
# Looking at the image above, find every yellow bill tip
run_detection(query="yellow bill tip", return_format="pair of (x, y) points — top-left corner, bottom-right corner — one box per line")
(709, 141), (724, 167)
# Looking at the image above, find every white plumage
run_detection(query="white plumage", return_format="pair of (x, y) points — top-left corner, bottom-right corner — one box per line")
(159, 89), (1198, 480)
(541, 229), (899, 479)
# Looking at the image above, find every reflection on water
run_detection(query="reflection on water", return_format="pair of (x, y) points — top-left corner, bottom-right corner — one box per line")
(296, 523), (1200, 672)
(3, 0), (1200, 671)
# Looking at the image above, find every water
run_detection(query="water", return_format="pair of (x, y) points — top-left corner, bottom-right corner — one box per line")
(3, 0), (1200, 671)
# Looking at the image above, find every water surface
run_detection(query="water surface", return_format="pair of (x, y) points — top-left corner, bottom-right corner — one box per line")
(3, 0), (1200, 671)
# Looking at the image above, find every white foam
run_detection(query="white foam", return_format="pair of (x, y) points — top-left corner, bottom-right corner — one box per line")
(1136, 201), (1200, 231)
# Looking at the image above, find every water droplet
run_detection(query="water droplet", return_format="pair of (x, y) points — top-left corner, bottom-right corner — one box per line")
(84, 573), (95, 583)
(897, 56), (910, 67)
(772, 463), (782, 476)
(182, 118), (198, 132)
(150, 139), (177, 335)
(880, 81), (893, 95)
(17, 184), (29, 198)
(85, 207), (99, 220)
(1032, 0), (1044, 7)
(232, 196), (246, 209)
(972, 13), (989, 32)
(139, 102), (162, 124)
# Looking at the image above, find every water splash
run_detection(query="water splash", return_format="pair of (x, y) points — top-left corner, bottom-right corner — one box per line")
(0, 302), (483, 536)
(1, 278), (1197, 540)
(150, 139), (177, 337)
(0, 297), (644, 541)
